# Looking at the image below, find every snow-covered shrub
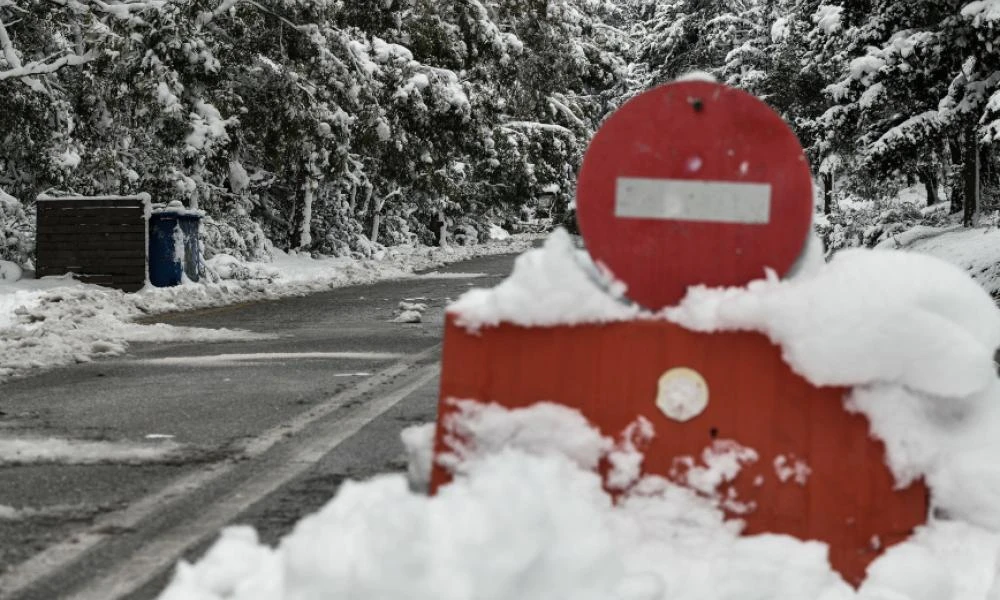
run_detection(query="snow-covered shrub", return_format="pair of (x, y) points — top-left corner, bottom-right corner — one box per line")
(200, 214), (272, 262)
(0, 193), (34, 267)
(816, 186), (955, 256)
(203, 254), (278, 282)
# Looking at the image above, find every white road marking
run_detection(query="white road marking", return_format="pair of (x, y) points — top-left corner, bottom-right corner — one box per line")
(416, 271), (488, 279)
(67, 364), (439, 600)
(0, 346), (438, 599)
(0, 503), (98, 522)
(0, 437), (181, 465)
(131, 351), (402, 366)
(333, 372), (372, 377)
(615, 177), (772, 224)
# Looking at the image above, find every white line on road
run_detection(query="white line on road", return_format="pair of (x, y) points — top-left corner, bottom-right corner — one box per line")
(68, 364), (439, 600)
(0, 437), (181, 465)
(0, 346), (438, 599)
(130, 351), (403, 366)
(415, 271), (489, 279)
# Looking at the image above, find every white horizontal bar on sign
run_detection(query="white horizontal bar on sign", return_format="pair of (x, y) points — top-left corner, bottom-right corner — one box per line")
(615, 177), (771, 224)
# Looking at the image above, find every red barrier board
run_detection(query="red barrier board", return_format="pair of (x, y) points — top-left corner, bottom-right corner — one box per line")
(430, 315), (928, 587)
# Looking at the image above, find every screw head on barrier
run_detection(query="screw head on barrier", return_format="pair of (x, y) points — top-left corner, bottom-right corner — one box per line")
(656, 367), (709, 422)
(576, 81), (814, 310)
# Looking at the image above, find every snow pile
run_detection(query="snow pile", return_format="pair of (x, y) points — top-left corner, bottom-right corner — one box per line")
(185, 100), (233, 154)
(392, 299), (428, 323)
(0, 285), (273, 381)
(0, 260), (23, 282)
(450, 230), (1000, 527)
(666, 249), (1000, 396)
(451, 229), (640, 330)
(488, 223), (511, 241)
(159, 402), (1000, 600)
(0, 235), (537, 383)
(666, 249), (1000, 527)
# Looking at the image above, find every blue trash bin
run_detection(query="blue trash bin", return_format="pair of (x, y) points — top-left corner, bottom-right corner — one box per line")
(148, 203), (202, 287)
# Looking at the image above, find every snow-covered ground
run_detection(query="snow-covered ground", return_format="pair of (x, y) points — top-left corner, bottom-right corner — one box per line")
(878, 226), (1000, 296)
(0, 236), (537, 384)
(157, 228), (1000, 600)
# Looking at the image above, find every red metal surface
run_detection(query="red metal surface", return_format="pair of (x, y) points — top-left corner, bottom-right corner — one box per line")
(576, 81), (813, 310)
(430, 315), (928, 586)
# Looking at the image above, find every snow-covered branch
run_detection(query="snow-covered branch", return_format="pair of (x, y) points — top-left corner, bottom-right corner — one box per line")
(197, 0), (243, 26)
(0, 17), (45, 91)
(501, 121), (575, 136)
(91, 0), (168, 19)
(0, 48), (97, 82)
(547, 95), (588, 130)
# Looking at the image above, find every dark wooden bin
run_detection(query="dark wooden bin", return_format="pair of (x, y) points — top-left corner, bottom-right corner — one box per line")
(35, 194), (149, 292)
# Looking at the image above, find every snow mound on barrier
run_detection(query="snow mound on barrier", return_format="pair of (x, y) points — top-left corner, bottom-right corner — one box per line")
(159, 403), (1000, 600)
(666, 248), (1000, 398)
(451, 229), (1000, 528)
(451, 229), (641, 329)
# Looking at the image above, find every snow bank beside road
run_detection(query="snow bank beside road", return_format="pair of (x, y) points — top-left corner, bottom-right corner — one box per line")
(0, 236), (536, 383)
(877, 226), (1000, 296)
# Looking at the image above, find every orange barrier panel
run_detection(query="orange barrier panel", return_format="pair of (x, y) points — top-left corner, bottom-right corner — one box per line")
(430, 314), (928, 586)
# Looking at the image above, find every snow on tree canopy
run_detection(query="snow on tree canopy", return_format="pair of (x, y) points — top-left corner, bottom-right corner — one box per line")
(963, 0), (1000, 23)
(812, 5), (844, 34)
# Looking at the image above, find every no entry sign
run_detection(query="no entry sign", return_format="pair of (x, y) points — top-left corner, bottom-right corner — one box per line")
(576, 81), (813, 309)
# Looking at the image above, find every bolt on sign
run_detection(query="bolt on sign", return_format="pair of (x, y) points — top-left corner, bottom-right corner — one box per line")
(430, 81), (928, 586)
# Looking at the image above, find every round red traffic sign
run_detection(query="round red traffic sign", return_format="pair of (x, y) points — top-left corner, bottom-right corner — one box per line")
(576, 81), (813, 310)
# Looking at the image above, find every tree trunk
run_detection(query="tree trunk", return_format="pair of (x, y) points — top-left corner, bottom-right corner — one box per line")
(370, 211), (380, 244)
(438, 209), (449, 247)
(949, 137), (964, 214)
(369, 195), (386, 244)
(822, 172), (834, 214)
(298, 178), (314, 249)
(918, 168), (939, 206)
(963, 129), (980, 227)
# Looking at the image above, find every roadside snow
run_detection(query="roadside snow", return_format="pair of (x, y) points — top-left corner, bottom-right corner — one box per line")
(0, 236), (536, 384)
(877, 226), (1000, 296)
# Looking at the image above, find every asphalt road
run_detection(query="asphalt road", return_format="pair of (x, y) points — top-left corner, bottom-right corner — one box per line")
(0, 250), (519, 600)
